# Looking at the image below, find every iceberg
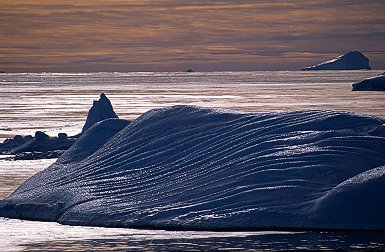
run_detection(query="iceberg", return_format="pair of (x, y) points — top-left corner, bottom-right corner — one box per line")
(81, 93), (118, 134)
(302, 51), (371, 71)
(0, 131), (76, 158)
(0, 93), (119, 159)
(352, 74), (385, 91)
(1, 106), (385, 230)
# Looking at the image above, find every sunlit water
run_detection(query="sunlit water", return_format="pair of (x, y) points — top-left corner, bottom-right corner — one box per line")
(1, 71), (385, 251)
(1, 71), (384, 141)
(1, 215), (385, 251)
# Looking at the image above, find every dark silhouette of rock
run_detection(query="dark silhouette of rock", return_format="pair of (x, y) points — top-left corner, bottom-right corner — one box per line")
(81, 93), (118, 133)
(186, 69), (194, 73)
(352, 74), (385, 91)
(302, 51), (371, 70)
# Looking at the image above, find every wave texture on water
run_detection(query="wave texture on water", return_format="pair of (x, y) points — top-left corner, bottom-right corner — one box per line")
(1, 106), (385, 230)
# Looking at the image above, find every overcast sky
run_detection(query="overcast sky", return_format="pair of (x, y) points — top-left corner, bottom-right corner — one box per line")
(1, 0), (385, 72)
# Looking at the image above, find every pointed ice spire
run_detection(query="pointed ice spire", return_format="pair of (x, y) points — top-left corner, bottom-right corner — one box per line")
(81, 93), (118, 133)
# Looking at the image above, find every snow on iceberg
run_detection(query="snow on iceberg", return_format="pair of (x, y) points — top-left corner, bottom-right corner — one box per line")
(1, 106), (385, 230)
(302, 51), (371, 71)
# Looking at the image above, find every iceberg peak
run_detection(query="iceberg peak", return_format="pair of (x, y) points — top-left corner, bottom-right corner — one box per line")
(81, 93), (118, 133)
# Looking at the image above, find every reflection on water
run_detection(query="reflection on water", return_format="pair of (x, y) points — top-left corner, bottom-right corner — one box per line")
(21, 230), (385, 251)
(1, 71), (385, 142)
(1, 218), (384, 251)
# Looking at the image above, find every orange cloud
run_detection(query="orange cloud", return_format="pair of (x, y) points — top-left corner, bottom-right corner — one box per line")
(1, 0), (384, 71)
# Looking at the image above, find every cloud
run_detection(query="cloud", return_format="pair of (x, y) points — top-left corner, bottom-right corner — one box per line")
(1, 0), (384, 71)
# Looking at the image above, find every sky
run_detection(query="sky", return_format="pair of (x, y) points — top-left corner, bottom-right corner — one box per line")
(1, 0), (385, 72)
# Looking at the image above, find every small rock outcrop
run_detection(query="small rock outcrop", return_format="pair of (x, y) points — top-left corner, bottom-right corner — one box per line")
(352, 74), (385, 91)
(302, 51), (371, 71)
(81, 93), (118, 133)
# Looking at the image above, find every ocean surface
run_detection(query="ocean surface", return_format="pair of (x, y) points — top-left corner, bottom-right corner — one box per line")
(1, 71), (385, 251)
(1, 71), (385, 142)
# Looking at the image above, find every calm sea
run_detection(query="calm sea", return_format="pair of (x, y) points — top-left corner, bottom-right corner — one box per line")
(1, 71), (385, 251)
(1, 216), (385, 251)
(1, 71), (384, 141)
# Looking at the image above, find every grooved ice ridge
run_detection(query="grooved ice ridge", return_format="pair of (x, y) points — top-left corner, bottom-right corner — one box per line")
(1, 106), (385, 230)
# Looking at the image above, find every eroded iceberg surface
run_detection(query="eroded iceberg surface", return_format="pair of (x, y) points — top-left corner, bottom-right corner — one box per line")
(1, 106), (385, 230)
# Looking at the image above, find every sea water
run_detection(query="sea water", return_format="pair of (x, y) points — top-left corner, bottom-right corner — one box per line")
(1, 71), (385, 251)
(1, 216), (385, 251)
(1, 70), (385, 142)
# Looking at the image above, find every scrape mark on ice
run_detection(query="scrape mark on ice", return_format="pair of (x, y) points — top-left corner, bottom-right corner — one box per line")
(0, 106), (385, 230)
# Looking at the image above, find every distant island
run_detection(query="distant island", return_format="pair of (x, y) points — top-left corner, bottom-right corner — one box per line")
(302, 51), (371, 71)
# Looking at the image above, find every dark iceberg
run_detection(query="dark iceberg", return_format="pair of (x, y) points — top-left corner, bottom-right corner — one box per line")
(0, 93), (119, 159)
(352, 74), (385, 91)
(0, 131), (76, 159)
(1, 106), (385, 230)
(302, 51), (371, 71)
(81, 93), (118, 133)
